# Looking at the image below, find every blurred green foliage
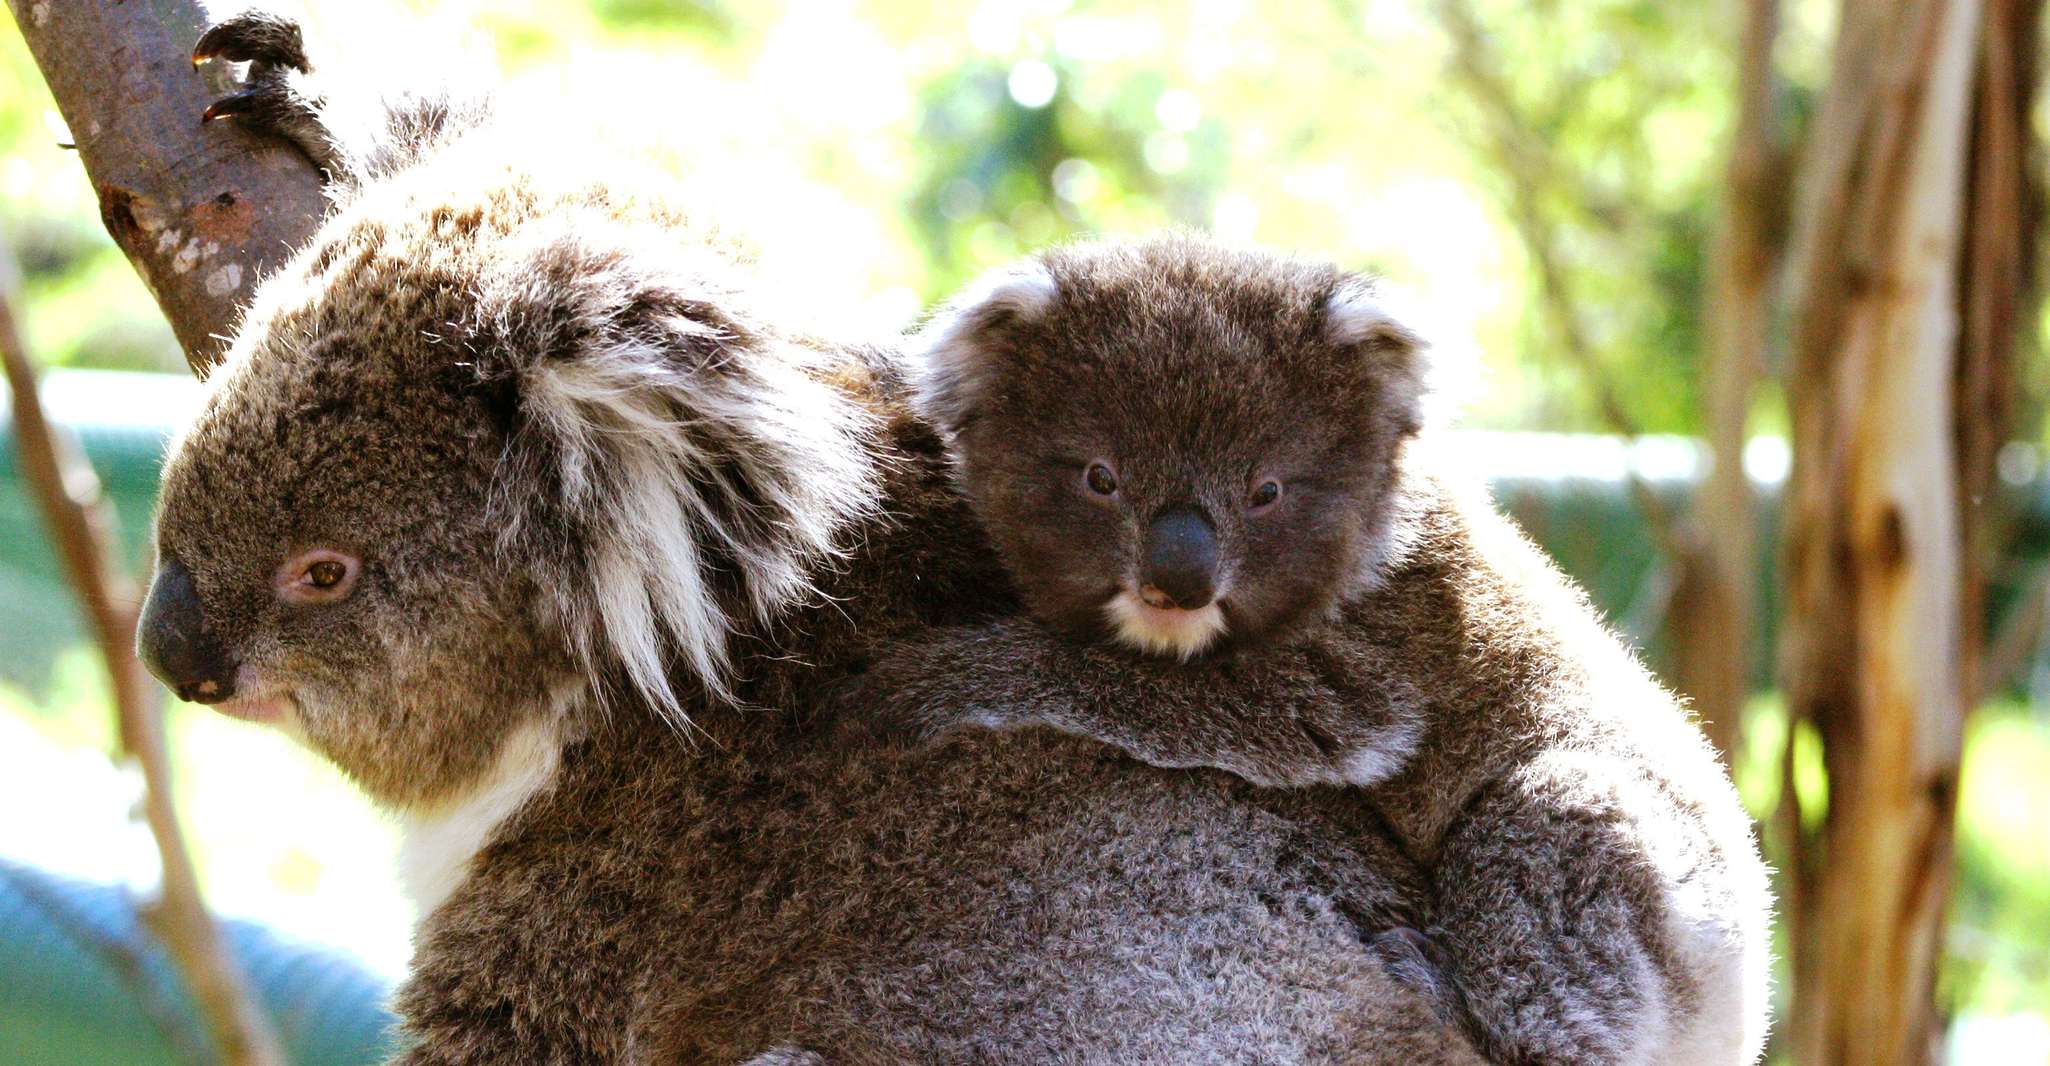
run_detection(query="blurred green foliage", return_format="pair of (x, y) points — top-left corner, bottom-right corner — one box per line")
(0, 0), (1843, 432)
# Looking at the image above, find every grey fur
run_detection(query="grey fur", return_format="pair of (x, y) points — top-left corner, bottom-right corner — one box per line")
(135, 14), (1489, 1064)
(864, 236), (1774, 1065)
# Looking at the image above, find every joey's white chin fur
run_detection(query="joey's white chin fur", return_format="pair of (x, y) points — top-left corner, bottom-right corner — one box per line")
(1104, 591), (1227, 660)
(398, 715), (562, 919)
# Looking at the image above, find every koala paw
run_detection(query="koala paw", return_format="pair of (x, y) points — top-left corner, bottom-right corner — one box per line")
(192, 11), (311, 72)
(194, 12), (342, 177)
(1227, 707), (1417, 790)
(834, 663), (1008, 752)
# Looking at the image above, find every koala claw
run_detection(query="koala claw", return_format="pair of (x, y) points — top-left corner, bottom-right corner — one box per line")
(192, 11), (311, 72)
(200, 91), (262, 124)
(193, 14), (344, 179)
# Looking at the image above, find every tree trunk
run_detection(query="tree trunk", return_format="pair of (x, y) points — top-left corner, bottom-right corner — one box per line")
(1955, 0), (2040, 712)
(1777, 0), (1989, 1062)
(5, 0), (325, 375)
(1677, 0), (1790, 764)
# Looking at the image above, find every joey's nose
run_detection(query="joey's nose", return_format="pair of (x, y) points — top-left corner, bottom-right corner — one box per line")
(1141, 505), (1219, 610)
(137, 557), (240, 704)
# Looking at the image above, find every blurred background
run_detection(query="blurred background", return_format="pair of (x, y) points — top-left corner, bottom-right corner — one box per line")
(1, 0), (2045, 1063)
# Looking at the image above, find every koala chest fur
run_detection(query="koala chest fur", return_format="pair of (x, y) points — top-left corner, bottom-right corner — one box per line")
(396, 713), (564, 916)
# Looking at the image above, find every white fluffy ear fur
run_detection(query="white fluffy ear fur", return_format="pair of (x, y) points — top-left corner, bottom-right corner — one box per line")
(484, 221), (881, 724)
(1325, 280), (1426, 353)
(909, 261), (1058, 435)
(1325, 279), (1432, 436)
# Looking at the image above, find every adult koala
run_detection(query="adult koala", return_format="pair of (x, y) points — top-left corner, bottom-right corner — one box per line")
(132, 12), (1483, 1064)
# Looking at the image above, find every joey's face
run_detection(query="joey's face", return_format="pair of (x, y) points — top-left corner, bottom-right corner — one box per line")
(927, 236), (1425, 660)
(958, 338), (1396, 660)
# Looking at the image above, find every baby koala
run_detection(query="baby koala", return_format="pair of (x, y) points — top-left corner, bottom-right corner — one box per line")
(858, 234), (1771, 1065)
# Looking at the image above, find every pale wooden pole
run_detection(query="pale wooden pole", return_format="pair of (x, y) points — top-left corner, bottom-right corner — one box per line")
(1778, 0), (1983, 1061)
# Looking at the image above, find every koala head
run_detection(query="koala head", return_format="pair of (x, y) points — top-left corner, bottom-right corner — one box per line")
(136, 161), (877, 808)
(913, 234), (1427, 660)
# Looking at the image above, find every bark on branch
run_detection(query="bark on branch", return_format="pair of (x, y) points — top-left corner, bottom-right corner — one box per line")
(5, 0), (326, 375)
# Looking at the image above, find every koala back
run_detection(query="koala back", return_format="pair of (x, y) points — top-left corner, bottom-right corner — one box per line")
(408, 710), (1480, 1065)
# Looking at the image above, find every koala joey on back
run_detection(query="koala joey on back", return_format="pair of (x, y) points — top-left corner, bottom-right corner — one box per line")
(855, 234), (1774, 1065)
(129, 12), (1488, 1064)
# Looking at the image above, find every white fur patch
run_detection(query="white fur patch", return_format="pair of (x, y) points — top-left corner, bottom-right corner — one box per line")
(1337, 717), (1423, 787)
(505, 235), (882, 724)
(1614, 959), (1677, 1066)
(1609, 755), (1767, 1066)
(1660, 871), (1771, 1065)
(1103, 590), (1228, 660)
(909, 260), (1057, 434)
(398, 716), (562, 918)
(1324, 282), (1423, 351)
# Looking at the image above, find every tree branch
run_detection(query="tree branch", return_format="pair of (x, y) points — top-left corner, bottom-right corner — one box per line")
(5, 0), (325, 375)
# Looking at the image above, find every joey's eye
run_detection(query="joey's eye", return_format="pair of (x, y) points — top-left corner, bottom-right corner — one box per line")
(277, 549), (359, 604)
(1248, 480), (1283, 512)
(1084, 462), (1119, 496)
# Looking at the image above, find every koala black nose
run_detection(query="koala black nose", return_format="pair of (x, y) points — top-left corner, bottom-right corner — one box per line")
(136, 557), (240, 705)
(1140, 505), (1220, 610)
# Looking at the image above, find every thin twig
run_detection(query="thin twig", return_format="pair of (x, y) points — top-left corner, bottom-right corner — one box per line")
(0, 242), (284, 1065)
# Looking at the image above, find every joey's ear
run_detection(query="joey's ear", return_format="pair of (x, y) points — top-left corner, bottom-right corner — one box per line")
(474, 221), (881, 723)
(910, 260), (1059, 436)
(1324, 278), (1431, 438)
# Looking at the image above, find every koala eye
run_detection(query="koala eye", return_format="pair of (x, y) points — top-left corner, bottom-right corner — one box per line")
(1084, 462), (1120, 497)
(1248, 479), (1283, 513)
(277, 549), (360, 605)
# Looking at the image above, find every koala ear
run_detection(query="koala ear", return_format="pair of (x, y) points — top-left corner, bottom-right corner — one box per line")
(1324, 279), (1431, 438)
(475, 220), (881, 723)
(910, 260), (1059, 436)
